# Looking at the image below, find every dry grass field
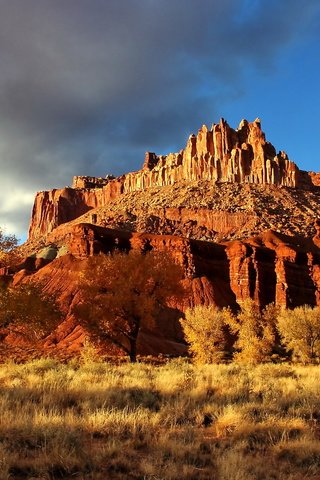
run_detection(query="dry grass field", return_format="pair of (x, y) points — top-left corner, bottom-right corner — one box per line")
(0, 357), (320, 479)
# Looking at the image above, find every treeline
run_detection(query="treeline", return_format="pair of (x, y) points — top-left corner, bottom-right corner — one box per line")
(180, 300), (320, 364)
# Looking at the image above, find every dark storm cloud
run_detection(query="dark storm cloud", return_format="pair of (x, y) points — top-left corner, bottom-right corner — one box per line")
(0, 0), (319, 235)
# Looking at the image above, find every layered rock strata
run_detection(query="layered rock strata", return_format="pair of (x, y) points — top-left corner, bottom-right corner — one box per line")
(11, 223), (320, 356)
(23, 223), (320, 310)
(29, 118), (314, 239)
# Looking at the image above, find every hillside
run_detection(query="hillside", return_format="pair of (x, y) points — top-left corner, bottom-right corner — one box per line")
(49, 181), (320, 241)
(7, 117), (320, 357)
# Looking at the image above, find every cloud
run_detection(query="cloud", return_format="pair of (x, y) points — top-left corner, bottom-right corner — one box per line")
(0, 0), (319, 237)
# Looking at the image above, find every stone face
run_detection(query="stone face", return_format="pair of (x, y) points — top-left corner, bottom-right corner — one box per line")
(9, 224), (320, 356)
(28, 118), (316, 240)
(6, 117), (320, 358)
(25, 223), (320, 311)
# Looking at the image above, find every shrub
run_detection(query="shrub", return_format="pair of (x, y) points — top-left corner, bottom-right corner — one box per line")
(227, 300), (279, 364)
(277, 305), (320, 363)
(180, 305), (232, 363)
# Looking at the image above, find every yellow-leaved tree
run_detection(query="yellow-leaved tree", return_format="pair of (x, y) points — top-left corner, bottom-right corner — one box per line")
(0, 282), (62, 341)
(277, 305), (320, 363)
(227, 299), (279, 364)
(180, 305), (233, 363)
(75, 250), (185, 363)
(0, 228), (21, 270)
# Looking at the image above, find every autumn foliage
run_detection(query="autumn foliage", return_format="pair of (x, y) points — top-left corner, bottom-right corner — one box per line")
(181, 300), (320, 364)
(0, 282), (62, 341)
(277, 305), (320, 363)
(227, 300), (279, 364)
(75, 249), (184, 362)
(0, 228), (21, 269)
(180, 305), (232, 363)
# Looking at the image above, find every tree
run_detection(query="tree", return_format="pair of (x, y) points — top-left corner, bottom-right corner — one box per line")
(0, 282), (62, 341)
(227, 299), (279, 364)
(277, 305), (320, 363)
(75, 250), (185, 362)
(180, 304), (232, 363)
(0, 228), (21, 269)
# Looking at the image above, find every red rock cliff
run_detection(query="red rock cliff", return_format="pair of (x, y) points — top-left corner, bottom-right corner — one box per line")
(28, 118), (312, 240)
(12, 223), (320, 357)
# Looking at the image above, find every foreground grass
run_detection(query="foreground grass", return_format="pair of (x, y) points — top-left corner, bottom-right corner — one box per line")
(0, 359), (320, 479)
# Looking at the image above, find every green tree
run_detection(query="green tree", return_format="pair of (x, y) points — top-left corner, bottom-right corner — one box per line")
(227, 299), (279, 364)
(0, 282), (62, 340)
(277, 305), (320, 363)
(180, 304), (232, 363)
(75, 250), (185, 363)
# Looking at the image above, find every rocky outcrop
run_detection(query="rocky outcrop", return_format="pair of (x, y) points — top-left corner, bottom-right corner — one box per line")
(29, 182), (123, 238)
(124, 118), (301, 190)
(29, 188), (102, 238)
(11, 223), (320, 356)
(23, 223), (320, 310)
(72, 175), (115, 189)
(28, 118), (316, 240)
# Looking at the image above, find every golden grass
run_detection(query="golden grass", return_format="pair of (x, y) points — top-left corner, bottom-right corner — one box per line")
(0, 359), (320, 479)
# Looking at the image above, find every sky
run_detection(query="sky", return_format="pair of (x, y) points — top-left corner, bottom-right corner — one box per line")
(0, 0), (320, 240)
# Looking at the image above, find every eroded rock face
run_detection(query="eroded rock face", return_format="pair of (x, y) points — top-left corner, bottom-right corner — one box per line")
(12, 224), (320, 356)
(124, 118), (301, 190)
(28, 118), (315, 240)
(25, 223), (320, 311)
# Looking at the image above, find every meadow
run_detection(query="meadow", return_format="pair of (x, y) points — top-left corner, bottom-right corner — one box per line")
(0, 357), (320, 479)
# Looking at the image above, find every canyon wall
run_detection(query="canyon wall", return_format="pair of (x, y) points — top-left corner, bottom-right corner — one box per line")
(28, 118), (313, 239)
(26, 223), (320, 310)
(12, 222), (320, 355)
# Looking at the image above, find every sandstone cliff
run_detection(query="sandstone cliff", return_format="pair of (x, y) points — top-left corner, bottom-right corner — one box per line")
(28, 118), (316, 240)
(36, 222), (320, 310)
(5, 116), (320, 358)
(9, 222), (320, 359)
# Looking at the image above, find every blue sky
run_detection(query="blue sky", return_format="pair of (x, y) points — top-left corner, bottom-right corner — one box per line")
(0, 0), (319, 238)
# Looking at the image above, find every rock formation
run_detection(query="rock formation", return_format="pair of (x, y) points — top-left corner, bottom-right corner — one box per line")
(125, 118), (300, 189)
(28, 118), (316, 240)
(4, 117), (320, 358)
(38, 223), (320, 309)
(9, 222), (320, 359)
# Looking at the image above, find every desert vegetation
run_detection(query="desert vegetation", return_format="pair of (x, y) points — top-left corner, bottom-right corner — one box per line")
(180, 305), (231, 363)
(75, 250), (184, 362)
(0, 228), (21, 270)
(0, 282), (62, 341)
(0, 358), (320, 479)
(181, 300), (320, 364)
(2, 232), (320, 478)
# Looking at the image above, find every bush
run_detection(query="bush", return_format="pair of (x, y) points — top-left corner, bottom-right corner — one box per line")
(180, 305), (232, 363)
(227, 300), (279, 364)
(277, 305), (320, 363)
